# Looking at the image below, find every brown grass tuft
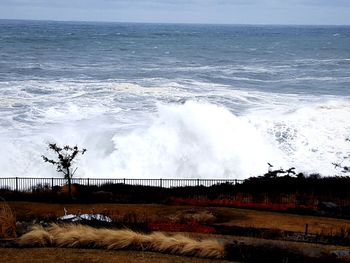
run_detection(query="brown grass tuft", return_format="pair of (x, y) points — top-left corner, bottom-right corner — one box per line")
(0, 199), (16, 238)
(18, 226), (53, 247)
(18, 224), (224, 259)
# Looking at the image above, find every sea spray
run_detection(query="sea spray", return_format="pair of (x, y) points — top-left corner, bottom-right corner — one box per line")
(1, 98), (349, 178)
(1, 22), (350, 179)
(109, 101), (285, 179)
(249, 99), (350, 175)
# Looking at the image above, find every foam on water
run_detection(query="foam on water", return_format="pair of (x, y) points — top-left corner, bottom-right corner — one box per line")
(248, 99), (350, 175)
(0, 82), (348, 179)
(99, 99), (349, 179)
(107, 101), (285, 179)
(1, 22), (350, 179)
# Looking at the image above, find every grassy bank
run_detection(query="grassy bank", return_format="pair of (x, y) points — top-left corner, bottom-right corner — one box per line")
(9, 202), (350, 237)
(1, 201), (350, 262)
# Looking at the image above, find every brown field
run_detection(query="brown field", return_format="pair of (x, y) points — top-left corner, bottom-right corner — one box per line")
(214, 207), (350, 234)
(8, 201), (350, 235)
(0, 248), (234, 263)
(2, 201), (350, 262)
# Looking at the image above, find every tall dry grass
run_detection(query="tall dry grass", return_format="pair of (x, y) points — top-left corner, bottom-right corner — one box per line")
(18, 224), (224, 259)
(17, 225), (52, 246)
(0, 199), (16, 238)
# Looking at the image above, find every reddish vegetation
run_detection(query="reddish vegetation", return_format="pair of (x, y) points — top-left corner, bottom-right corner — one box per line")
(170, 195), (316, 211)
(149, 222), (216, 234)
(8, 201), (350, 238)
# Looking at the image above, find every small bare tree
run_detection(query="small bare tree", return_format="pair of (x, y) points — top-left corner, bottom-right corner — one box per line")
(332, 137), (350, 174)
(42, 143), (86, 199)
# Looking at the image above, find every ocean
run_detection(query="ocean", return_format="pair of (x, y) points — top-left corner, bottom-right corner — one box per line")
(0, 20), (349, 179)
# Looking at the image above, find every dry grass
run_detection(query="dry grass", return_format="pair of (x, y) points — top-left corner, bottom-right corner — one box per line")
(0, 248), (234, 263)
(8, 202), (162, 222)
(169, 209), (216, 224)
(17, 225), (52, 247)
(214, 207), (350, 234)
(17, 226), (350, 262)
(18, 224), (225, 259)
(9, 201), (350, 236)
(0, 199), (16, 238)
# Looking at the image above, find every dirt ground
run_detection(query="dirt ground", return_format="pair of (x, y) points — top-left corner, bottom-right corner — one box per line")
(0, 248), (234, 263)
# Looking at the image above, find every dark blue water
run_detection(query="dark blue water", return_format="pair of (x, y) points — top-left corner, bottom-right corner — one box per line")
(0, 20), (349, 179)
(1, 20), (350, 95)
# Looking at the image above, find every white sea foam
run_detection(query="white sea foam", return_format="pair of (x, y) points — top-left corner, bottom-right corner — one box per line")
(2, 22), (350, 181)
(247, 99), (350, 175)
(104, 101), (285, 179)
(0, 79), (349, 179)
(102, 99), (349, 178)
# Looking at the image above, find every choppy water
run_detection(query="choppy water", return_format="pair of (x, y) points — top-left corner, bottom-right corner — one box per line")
(0, 20), (349, 178)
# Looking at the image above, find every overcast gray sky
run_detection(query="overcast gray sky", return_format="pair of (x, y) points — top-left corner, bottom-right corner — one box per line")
(0, 0), (349, 25)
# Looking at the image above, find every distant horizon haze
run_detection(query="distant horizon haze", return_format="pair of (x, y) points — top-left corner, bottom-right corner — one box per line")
(1, 18), (350, 27)
(0, 0), (349, 26)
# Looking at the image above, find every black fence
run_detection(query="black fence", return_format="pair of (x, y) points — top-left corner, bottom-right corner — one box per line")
(0, 177), (244, 192)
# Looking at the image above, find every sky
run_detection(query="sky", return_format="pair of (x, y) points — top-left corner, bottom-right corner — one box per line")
(0, 0), (349, 25)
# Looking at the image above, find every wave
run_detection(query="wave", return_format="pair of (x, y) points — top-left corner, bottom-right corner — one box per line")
(103, 100), (350, 178)
(105, 101), (285, 179)
(294, 58), (350, 65)
(0, 80), (349, 179)
(247, 99), (350, 175)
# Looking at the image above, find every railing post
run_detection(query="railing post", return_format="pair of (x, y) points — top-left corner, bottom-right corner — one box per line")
(305, 224), (309, 237)
(15, 177), (18, 192)
(197, 178), (200, 187)
(160, 178), (163, 188)
(51, 178), (54, 190)
(87, 178), (90, 187)
(123, 178), (126, 184)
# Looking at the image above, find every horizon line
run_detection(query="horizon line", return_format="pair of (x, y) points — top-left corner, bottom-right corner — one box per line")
(1, 18), (349, 27)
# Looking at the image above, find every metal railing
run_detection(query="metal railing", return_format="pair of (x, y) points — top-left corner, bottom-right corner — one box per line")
(0, 177), (244, 192)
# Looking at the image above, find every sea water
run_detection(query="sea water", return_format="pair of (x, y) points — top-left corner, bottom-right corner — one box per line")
(0, 20), (349, 179)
